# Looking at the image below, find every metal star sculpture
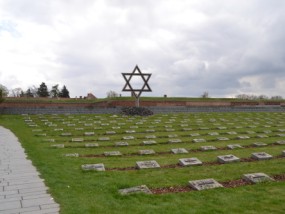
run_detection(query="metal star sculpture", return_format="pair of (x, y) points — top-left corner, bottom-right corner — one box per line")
(122, 65), (152, 100)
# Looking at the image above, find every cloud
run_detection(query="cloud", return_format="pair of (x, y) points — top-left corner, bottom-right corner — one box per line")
(1, 0), (285, 98)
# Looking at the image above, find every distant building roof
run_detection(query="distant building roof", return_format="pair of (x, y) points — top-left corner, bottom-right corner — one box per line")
(87, 93), (97, 99)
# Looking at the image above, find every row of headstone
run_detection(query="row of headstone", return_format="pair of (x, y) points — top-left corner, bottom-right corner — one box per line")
(117, 172), (274, 195)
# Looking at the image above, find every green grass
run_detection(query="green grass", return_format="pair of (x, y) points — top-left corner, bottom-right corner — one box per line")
(1, 112), (285, 214)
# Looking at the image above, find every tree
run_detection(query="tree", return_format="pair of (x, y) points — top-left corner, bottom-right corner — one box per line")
(25, 88), (34, 97)
(0, 89), (4, 103)
(0, 84), (9, 97)
(201, 91), (209, 98)
(59, 85), (70, 98)
(107, 90), (119, 98)
(10, 87), (23, 97)
(50, 84), (60, 98)
(37, 82), (49, 97)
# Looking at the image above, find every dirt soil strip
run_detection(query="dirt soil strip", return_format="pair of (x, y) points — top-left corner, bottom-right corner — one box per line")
(151, 173), (285, 194)
(106, 156), (285, 171)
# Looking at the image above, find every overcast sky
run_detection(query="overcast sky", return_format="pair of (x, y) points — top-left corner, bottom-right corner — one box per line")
(1, 0), (285, 98)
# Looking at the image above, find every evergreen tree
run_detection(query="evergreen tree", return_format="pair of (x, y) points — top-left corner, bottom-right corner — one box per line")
(59, 85), (70, 98)
(37, 82), (49, 97)
(25, 88), (34, 97)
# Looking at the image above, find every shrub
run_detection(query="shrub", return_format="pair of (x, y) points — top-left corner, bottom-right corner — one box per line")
(121, 107), (153, 116)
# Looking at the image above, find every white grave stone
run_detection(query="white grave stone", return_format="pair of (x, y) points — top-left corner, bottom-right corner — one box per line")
(200, 146), (217, 151)
(123, 136), (135, 140)
(138, 149), (156, 155)
(115, 142), (129, 147)
(51, 144), (64, 148)
(217, 137), (229, 141)
(189, 178), (223, 191)
(136, 160), (160, 169)
(72, 138), (84, 142)
(85, 132), (95, 136)
(179, 158), (202, 166)
(104, 151), (122, 156)
(237, 136), (250, 140)
(98, 137), (110, 141)
(61, 133), (72, 136)
(276, 140), (285, 145)
(171, 148), (188, 154)
(85, 143), (99, 147)
(119, 185), (152, 195)
(145, 135), (156, 139)
(253, 142), (267, 147)
(65, 153), (79, 157)
(251, 152), (272, 160)
(217, 154), (240, 163)
(227, 144), (243, 149)
(193, 138), (206, 143)
(243, 173), (274, 184)
(142, 140), (157, 145)
(168, 139), (182, 143)
(81, 163), (105, 171)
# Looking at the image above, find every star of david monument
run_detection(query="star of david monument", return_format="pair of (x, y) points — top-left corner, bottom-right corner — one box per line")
(122, 65), (152, 107)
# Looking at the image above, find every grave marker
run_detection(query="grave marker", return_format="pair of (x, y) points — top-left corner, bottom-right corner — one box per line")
(81, 163), (105, 171)
(243, 173), (274, 184)
(85, 143), (99, 147)
(189, 178), (223, 191)
(168, 139), (182, 143)
(253, 142), (267, 147)
(142, 140), (157, 145)
(171, 148), (188, 154)
(193, 138), (206, 143)
(251, 152), (272, 160)
(72, 138), (84, 142)
(119, 185), (152, 195)
(104, 151), (122, 156)
(138, 149), (156, 155)
(200, 146), (217, 151)
(217, 154), (240, 163)
(179, 158), (202, 166)
(136, 160), (160, 169)
(115, 142), (129, 147)
(227, 144), (243, 149)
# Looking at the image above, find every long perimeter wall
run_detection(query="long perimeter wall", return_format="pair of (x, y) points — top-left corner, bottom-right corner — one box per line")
(1, 100), (285, 114)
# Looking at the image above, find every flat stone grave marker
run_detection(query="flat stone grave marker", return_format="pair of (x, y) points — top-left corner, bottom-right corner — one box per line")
(72, 138), (84, 142)
(142, 140), (157, 145)
(246, 131), (255, 134)
(276, 140), (285, 145)
(208, 132), (219, 136)
(243, 173), (274, 184)
(200, 146), (217, 151)
(104, 151), (122, 156)
(183, 128), (192, 131)
(278, 129), (285, 132)
(115, 142), (129, 147)
(99, 137), (110, 141)
(61, 132), (72, 136)
(256, 134), (268, 138)
(51, 144), (64, 148)
(106, 131), (116, 135)
(168, 134), (178, 138)
(75, 127), (84, 130)
(101, 123), (110, 126)
(263, 130), (272, 134)
(119, 185), (152, 195)
(253, 142), (267, 147)
(54, 128), (64, 131)
(67, 124), (75, 126)
(227, 144), (243, 149)
(189, 178), (223, 191)
(276, 134), (285, 137)
(227, 132), (237, 135)
(145, 129), (155, 133)
(282, 150), (285, 156)
(179, 157), (202, 166)
(190, 133), (200, 137)
(139, 149), (156, 155)
(166, 128), (175, 132)
(85, 143), (99, 147)
(126, 130), (136, 133)
(217, 154), (240, 163)
(65, 153), (79, 157)
(136, 160), (160, 169)
(168, 139), (182, 143)
(112, 126), (121, 129)
(145, 135), (156, 139)
(193, 138), (206, 143)
(85, 132), (95, 136)
(217, 127), (227, 130)
(237, 135), (250, 140)
(123, 136), (135, 140)
(217, 137), (229, 141)
(251, 152), (272, 160)
(171, 148), (188, 154)
(81, 163), (105, 171)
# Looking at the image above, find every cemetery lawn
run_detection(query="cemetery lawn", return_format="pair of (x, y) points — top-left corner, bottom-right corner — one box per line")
(0, 112), (285, 214)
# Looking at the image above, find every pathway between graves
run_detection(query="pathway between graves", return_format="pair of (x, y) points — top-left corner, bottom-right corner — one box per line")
(0, 126), (60, 214)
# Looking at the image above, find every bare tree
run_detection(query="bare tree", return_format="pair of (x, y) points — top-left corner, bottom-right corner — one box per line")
(10, 88), (23, 97)
(107, 90), (119, 98)
(201, 91), (209, 98)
